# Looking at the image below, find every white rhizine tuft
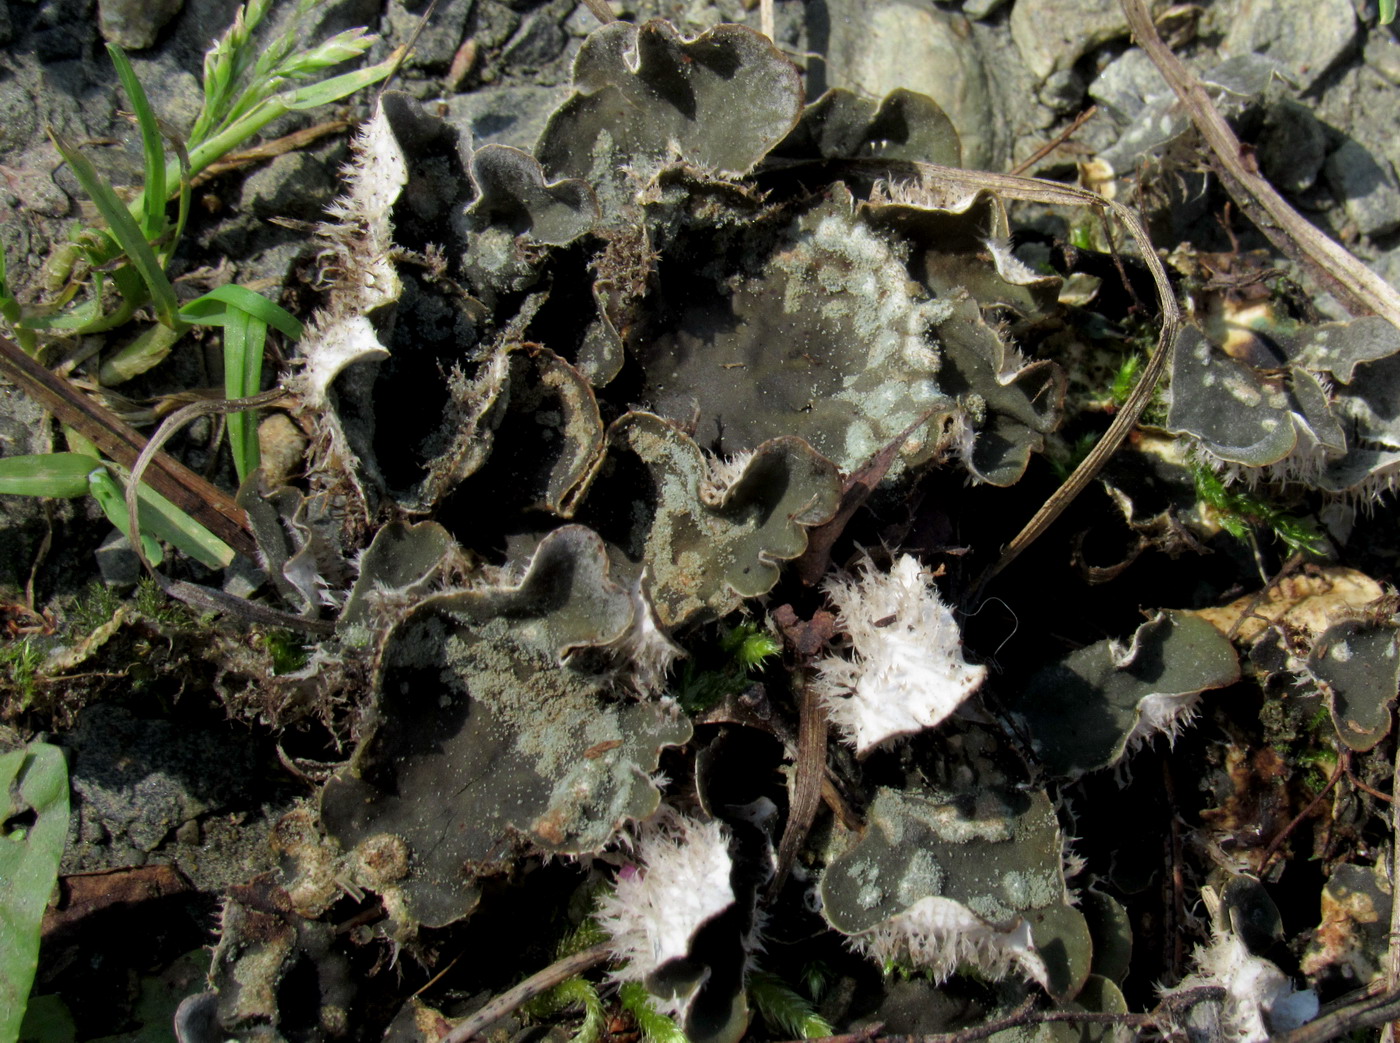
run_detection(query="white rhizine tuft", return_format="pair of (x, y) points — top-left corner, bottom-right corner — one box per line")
(613, 574), (685, 695)
(850, 896), (1047, 987)
(815, 555), (986, 756)
(1170, 930), (1318, 1042)
(597, 812), (736, 986)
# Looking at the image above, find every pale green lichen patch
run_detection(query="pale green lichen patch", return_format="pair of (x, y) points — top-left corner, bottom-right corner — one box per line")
(608, 412), (841, 627)
(821, 786), (1083, 994)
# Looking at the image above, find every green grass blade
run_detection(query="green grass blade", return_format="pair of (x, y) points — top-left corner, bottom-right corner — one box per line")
(1383, 0), (1396, 24)
(97, 321), (186, 386)
(130, 479), (237, 569)
(106, 45), (167, 241)
(0, 454), (104, 498)
(48, 130), (181, 329)
(222, 308), (265, 483)
(0, 742), (69, 1042)
(90, 464), (235, 570)
(87, 468), (164, 565)
(181, 284), (302, 340)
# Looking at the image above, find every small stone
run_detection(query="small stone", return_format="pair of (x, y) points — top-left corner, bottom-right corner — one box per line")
(258, 412), (309, 488)
(222, 557), (268, 600)
(821, 0), (1000, 168)
(240, 151), (337, 222)
(98, 0), (184, 50)
(1010, 0), (1138, 81)
(502, 10), (568, 69)
(96, 530), (142, 588)
(961, 0), (1011, 18)
(1257, 99), (1328, 195)
(1089, 47), (1166, 123)
(1222, 0), (1357, 90)
(1325, 139), (1400, 238)
(1365, 32), (1400, 87)
(1038, 67), (1087, 114)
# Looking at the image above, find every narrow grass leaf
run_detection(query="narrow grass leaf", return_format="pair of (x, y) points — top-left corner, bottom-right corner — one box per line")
(97, 321), (186, 386)
(128, 478), (236, 569)
(48, 131), (181, 329)
(0, 454), (104, 498)
(0, 742), (69, 1043)
(182, 284), (302, 339)
(222, 307), (263, 483)
(88, 468), (164, 565)
(106, 45), (167, 240)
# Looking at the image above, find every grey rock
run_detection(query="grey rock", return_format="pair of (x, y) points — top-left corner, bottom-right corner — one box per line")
(239, 150), (338, 222)
(821, 0), (1000, 168)
(443, 84), (573, 150)
(503, 8), (569, 69)
(1089, 47), (1165, 123)
(1365, 31), (1400, 87)
(1009, 0), (1135, 81)
(95, 531), (142, 587)
(1038, 66), (1087, 114)
(98, 0), (183, 49)
(1222, 0), (1357, 90)
(1257, 98), (1328, 194)
(1325, 138), (1400, 238)
(962, 0), (1011, 18)
(384, 0), (473, 69)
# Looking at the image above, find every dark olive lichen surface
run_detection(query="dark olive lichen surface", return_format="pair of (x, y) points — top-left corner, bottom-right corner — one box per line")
(193, 12), (1400, 1039)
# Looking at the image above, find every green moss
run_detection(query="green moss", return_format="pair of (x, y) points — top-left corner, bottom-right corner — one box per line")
(748, 970), (833, 1040)
(1192, 465), (1325, 555)
(675, 621), (781, 713)
(0, 638), (44, 709)
(263, 630), (309, 675)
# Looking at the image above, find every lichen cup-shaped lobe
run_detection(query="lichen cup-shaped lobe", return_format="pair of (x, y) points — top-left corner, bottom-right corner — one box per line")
(536, 20), (805, 223)
(319, 525), (690, 930)
(821, 787), (1086, 996)
(609, 412), (841, 627)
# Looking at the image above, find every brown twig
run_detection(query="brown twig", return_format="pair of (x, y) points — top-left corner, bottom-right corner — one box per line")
(437, 941), (614, 1043)
(579, 0), (619, 23)
(0, 331), (257, 559)
(1258, 754), (1345, 876)
(1120, 0), (1400, 331)
(769, 670), (828, 897)
(191, 120), (351, 187)
(1008, 105), (1098, 177)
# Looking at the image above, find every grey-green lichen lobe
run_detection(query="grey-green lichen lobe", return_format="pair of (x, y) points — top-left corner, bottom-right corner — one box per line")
(320, 526), (691, 930)
(641, 194), (955, 473)
(821, 786), (1066, 937)
(611, 412), (841, 626)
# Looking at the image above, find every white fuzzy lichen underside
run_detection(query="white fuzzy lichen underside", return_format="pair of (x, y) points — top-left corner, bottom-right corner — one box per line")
(815, 555), (986, 756)
(597, 813), (735, 981)
(850, 895), (1046, 986)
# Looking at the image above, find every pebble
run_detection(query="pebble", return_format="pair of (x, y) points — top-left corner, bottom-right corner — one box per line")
(1324, 139), (1400, 239)
(1222, 0), (1357, 90)
(97, 0), (184, 50)
(821, 0), (999, 168)
(1009, 0), (1135, 81)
